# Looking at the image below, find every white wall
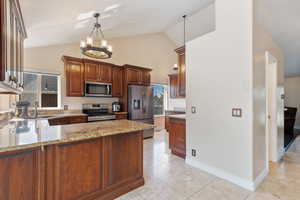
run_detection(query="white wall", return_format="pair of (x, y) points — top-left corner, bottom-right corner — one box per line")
(285, 76), (300, 129)
(24, 33), (177, 110)
(186, 0), (285, 190)
(186, 0), (254, 189)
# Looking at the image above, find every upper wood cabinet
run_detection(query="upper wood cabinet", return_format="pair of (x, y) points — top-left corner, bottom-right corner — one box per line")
(126, 67), (142, 84)
(62, 56), (151, 100)
(112, 66), (123, 97)
(98, 63), (112, 83)
(63, 56), (85, 97)
(175, 46), (186, 97)
(169, 74), (179, 98)
(84, 60), (99, 82)
(124, 65), (151, 86)
(0, 0), (27, 92)
(84, 60), (112, 83)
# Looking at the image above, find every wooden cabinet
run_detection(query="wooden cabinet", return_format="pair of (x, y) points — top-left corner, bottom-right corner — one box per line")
(48, 115), (88, 126)
(0, 131), (144, 200)
(175, 46), (186, 97)
(115, 113), (128, 120)
(126, 67), (142, 84)
(112, 66), (123, 97)
(63, 56), (85, 97)
(98, 63), (112, 83)
(141, 70), (151, 85)
(0, 148), (42, 200)
(0, 0), (27, 92)
(62, 56), (151, 100)
(84, 60), (112, 83)
(84, 60), (99, 82)
(165, 110), (185, 133)
(168, 117), (186, 159)
(169, 74), (180, 98)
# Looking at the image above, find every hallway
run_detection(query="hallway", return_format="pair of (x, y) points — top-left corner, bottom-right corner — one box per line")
(116, 132), (300, 200)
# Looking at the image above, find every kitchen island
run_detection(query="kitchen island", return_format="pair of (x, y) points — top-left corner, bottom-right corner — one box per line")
(0, 119), (152, 200)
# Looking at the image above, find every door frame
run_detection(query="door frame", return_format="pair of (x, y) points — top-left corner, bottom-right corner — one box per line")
(265, 51), (278, 168)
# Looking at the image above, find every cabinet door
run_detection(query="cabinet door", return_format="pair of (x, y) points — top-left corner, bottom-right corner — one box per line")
(112, 67), (123, 97)
(141, 70), (151, 85)
(47, 139), (103, 200)
(65, 60), (84, 97)
(169, 74), (178, 98)
(178, 53), (186, 97)
(126, 68), (141, 84)
(84, 62), (99, 82)
(0, 149), (41, 200)
(99, 63), (112, 83)
(169, 118), (186, 158)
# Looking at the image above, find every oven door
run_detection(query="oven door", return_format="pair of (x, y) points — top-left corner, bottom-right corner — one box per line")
(85, 82), (112, 97)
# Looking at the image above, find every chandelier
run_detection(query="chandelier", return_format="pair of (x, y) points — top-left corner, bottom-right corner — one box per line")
(80, 13), (113, 59)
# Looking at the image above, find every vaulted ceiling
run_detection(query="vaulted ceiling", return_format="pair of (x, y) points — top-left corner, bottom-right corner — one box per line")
(20, 0), (300, 77)
(255, 0), (300, 77)
(20, 0), (213, 48)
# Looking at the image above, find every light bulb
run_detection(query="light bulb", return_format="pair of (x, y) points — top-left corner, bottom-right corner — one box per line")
(101, 40), (107, 47)
(80, 40), (86, 48)
(87, 37), (93, 45)
(108, 45), (113, 52)
(173, 64), (178, 70)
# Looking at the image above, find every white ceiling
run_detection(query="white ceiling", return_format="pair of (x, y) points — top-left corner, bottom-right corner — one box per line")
(255, 0), (300, 77)
(20, 0), (213, 48)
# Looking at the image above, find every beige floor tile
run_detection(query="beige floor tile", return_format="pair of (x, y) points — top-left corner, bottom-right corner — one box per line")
(188, 179), (250, 200)
(116, 131), (300, 200)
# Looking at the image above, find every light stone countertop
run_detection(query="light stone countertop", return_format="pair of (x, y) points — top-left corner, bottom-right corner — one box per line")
(0, 119), (153, 153)
(168, 114), (186, 120)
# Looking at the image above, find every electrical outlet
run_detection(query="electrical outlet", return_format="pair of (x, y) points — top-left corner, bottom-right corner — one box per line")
(191, 106), (196, 114)
(64, 105), (69, 110)
(192, 149), (196, 157)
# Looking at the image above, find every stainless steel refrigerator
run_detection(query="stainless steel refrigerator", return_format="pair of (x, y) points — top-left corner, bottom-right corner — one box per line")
(128, 85), (154, 138)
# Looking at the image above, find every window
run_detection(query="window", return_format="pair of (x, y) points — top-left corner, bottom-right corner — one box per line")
(152, 84), (167, 116)
(20, 72), (61, 108)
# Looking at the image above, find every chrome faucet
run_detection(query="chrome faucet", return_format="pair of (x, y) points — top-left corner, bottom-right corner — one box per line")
(16, 101), (39, 119)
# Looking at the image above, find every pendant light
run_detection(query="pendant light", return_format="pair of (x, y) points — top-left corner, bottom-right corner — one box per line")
(173, 15), (187, 71)
(80, 13), (113, 59)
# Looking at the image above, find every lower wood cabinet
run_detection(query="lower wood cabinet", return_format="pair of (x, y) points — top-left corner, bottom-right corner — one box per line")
(0, 131), (144, 200)
(48, 116), (87, 126)
(115, 113), (128, 120)
(0, 148), (41, 200)
(169, 117), (186, 159)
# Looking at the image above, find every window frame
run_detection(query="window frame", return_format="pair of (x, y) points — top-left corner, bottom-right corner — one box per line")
(151, 83), (168, 117)
(21, 71), (62, 109)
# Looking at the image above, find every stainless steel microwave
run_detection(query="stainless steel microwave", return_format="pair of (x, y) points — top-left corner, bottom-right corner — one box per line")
(85, 82), (112, 97)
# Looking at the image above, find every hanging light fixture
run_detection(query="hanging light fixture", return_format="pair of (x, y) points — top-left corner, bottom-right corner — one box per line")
(80, 13), (113, 59)
(173, 15), (187, 71)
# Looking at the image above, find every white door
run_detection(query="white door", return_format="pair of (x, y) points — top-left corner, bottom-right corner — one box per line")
(265, 52), (278, 165)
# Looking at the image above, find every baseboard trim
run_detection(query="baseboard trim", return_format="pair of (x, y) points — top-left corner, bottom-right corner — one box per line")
(277, 147), (285, 161)
(186, 157), (267, 191)
(253, 168), (269, 190)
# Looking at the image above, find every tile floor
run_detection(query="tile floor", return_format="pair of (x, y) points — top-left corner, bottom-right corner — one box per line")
(116, 131), (300, 200)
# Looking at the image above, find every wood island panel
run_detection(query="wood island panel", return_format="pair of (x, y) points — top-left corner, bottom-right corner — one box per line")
(0, 130), (144, 200)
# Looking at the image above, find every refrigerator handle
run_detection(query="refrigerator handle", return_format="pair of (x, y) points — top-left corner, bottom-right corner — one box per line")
(142, 95), (146, 113)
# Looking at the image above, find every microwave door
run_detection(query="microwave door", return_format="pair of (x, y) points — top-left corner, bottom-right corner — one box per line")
(85, 82), (112, 97)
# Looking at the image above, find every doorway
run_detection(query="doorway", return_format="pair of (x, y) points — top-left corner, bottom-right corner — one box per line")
(265, 52), (279, 165)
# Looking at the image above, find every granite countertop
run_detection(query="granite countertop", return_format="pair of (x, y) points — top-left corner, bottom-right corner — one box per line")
(0, 119), (153, 153)
(168, 114), (186, 119)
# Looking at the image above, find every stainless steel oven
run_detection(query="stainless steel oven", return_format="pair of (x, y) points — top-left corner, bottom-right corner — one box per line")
(85, 82), (112, 97)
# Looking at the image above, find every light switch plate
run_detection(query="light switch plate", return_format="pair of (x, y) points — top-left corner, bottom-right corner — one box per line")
(191, 106), (196, 114)
(232, 108), (242, 117)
